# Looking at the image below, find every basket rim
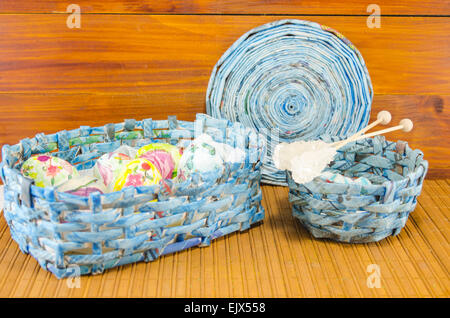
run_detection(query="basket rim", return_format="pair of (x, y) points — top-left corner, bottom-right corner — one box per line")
(0, 114), (266, 201)
(286, 136), (428, 190)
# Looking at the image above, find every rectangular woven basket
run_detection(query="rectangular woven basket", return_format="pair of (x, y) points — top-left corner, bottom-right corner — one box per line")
(0, 114), (266, 279)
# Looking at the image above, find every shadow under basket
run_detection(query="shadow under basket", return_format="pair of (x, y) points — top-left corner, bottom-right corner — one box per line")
(287, 136), (428, 243)
(0, 114), (266, 279)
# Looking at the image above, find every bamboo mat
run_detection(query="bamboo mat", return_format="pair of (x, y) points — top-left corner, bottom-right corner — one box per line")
(0, 179), (448, 298)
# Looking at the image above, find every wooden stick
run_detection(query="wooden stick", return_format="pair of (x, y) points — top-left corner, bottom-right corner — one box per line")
(331, 110), (391, 148)
(334, 119), (413, 149)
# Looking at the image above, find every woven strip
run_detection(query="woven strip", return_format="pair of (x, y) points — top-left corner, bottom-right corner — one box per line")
(206, 19), (373, 185)
(0, 114), (266, 278)
(287, 136), (428, 243)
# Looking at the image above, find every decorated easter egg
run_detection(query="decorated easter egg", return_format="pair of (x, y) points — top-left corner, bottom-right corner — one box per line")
(93, 151), (132, 189)
(57, 173), (107, 197)
(113, 158), (162, 191)
(65, 186), (105, 197)
(138, 149), (175, 180)
(21, 155), (79, 188)
(112, 145), (138, 159)
(177, 134), (224, 181)
(137, 143), (182, 179)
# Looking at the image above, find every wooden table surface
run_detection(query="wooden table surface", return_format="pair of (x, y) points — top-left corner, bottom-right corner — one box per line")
(0, 180), (448, 298)
(0, 1), (448, 298)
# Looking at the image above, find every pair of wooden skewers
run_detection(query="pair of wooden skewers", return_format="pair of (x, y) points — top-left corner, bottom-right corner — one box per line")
(331, 111), (413, 149)
(273, 110), (413, 184)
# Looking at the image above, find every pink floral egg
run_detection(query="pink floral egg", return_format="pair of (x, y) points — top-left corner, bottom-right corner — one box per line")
(113, 158), (162, 191)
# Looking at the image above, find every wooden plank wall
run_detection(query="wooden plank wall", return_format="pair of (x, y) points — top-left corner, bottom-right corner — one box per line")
(0, 1), (449, 177)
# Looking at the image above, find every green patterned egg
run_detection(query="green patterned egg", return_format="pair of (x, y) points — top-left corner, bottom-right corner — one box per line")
(21, 155), (79, 188)
(178, 134), (224, 181)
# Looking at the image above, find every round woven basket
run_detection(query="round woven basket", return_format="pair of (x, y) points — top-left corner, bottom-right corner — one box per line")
(0, 114), (266, 278)
(207, 19), (373, 185)
(286, 136), (428, 243)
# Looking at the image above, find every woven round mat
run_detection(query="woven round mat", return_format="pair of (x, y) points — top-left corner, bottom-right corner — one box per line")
(206, 19), (373, 185)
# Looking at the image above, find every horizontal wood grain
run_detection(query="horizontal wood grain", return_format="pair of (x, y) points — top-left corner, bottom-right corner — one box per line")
(369, 95), (449, 177)
(0, 14), (448, 177)
(0, 15), (449, 95)
(0, 94), (448, 177)
(0, 0), (449, 15)
(0, 181), (448, 297)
